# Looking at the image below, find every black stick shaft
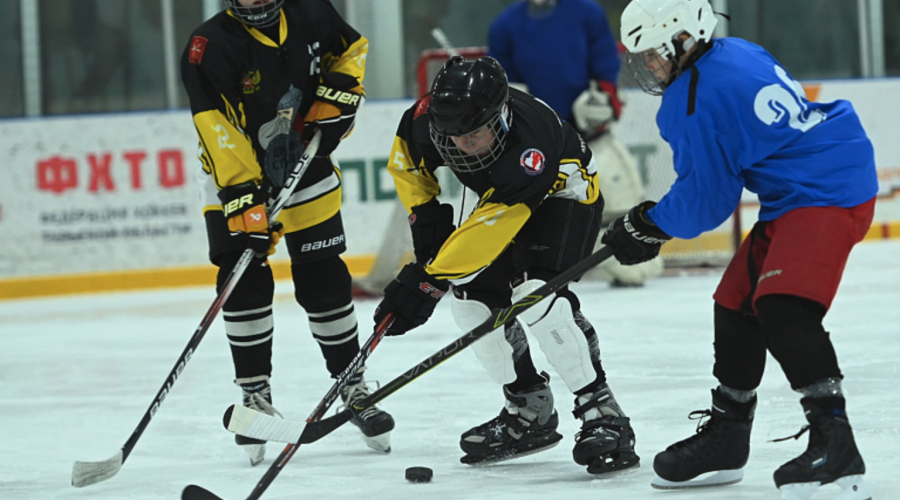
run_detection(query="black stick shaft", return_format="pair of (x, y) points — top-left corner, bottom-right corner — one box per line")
(299, 246), (616, 444)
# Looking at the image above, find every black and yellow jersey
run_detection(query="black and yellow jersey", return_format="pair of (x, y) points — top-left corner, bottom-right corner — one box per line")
(388, 87), (600, 282)
(181, 0), (367, 231)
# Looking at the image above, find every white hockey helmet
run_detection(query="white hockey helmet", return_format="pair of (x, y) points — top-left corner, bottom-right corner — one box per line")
(620, 0), (718, 94)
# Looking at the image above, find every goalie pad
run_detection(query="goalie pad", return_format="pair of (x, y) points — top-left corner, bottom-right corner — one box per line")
(590, 256), (664, 286)
(589, 133), (644, 216)
(512, 279), (597, 392)
(451, 294), (517, 385)
(584, 132), (664, 286)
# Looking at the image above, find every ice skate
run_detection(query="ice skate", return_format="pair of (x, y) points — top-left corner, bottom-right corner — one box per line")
(340, 366), (394, 453)
(774, 397), (870, 500)
(460, 373), (563, 465)
(651, 388), (755, 489)
(234, 377), (282, 466)
(572, 384), (640, 475)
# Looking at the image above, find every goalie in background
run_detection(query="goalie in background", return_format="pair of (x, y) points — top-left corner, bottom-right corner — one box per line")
(373, 56), (639, 475)
(180, 0), (393, 465)
(488, 0), (663, 287)
(604, 0), (876, 498)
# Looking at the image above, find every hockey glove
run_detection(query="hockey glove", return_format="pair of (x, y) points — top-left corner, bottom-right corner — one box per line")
(374, 263), (449, 336)
(572, 80), (622, 139)
(409, 200), (455, 264)
(601, 201), (671, 265)
(303, 72), (365, 157)
(219, 182), (283, 258)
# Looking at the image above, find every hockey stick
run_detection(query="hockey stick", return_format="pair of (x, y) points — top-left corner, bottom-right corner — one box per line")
(223, 246), (616, 447)
(70, 130), (322, 488)
(430, 26), (460, 58)
(181, 313), (395, 500)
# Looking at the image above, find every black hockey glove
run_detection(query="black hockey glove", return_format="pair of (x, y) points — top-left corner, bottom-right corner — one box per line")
(374, 263), (449, 336)
(303, 72), (365, 157)
(409, 200), (455, 264)
(218, 182), (285, 258)
(601, 201), (671, 265)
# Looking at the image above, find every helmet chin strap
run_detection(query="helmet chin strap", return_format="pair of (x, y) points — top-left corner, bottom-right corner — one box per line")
(499, 104), (511, 133)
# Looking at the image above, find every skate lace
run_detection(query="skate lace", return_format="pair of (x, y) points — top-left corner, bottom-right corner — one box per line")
(770, 425), (810, 444)
(341, 379), (383, 420)
(244, 388), (283, 418)
(770, 424), (829, 467)
(668, 410), (720, 453)
(574, 415), (623, 444)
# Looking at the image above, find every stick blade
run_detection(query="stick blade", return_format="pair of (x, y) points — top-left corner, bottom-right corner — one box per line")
(182, 484), (225, 500)
(71, 450), (124, 487)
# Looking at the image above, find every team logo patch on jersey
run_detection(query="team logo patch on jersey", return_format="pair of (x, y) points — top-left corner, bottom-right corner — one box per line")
(519, 149), (546, 175)
(189, 36), (208, 65)
(242, 70), (261, 94)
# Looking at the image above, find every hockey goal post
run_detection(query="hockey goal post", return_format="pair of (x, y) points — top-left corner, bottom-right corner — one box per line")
(353, 48), (741, 294)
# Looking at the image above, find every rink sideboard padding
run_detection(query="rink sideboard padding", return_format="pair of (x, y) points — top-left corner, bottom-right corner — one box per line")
(2, 80), (900, 299)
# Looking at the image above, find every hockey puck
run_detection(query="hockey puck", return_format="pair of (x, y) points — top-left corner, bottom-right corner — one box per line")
(405, 466), (433, 483)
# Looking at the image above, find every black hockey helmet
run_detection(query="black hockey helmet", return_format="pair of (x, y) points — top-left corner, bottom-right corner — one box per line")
(428, 56), (511, 173)
(224, 0), (284, 28)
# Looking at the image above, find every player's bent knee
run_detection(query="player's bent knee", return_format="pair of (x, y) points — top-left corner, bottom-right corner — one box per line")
(291, 255), (352, 311)
(218, 253), (274, 311)
(756, 294), (840, 390)
(451, 294), (516, 385)
(512, 281), (597, 391)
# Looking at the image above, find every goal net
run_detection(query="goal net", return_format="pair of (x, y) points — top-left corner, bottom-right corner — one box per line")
(353, 47), (740, 295)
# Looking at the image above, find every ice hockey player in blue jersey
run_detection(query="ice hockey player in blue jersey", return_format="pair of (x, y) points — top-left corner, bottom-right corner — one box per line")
(602, 1), (876, 499)
(489, 0), (664, 287)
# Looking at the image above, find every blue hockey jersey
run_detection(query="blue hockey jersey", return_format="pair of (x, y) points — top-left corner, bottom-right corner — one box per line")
(488, 0), (620, 122)
(647, 38), (878, 240)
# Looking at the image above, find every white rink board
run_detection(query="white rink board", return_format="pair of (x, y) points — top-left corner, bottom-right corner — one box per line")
(1, 78), (899, 279)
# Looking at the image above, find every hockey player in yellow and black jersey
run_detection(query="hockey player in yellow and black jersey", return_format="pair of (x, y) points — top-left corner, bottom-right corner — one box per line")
(372, 56), (639, 475)
(180, 0), (392, 465)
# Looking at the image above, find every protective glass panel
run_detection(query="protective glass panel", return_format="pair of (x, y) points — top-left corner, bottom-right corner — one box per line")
(0, 0), (23, 117)
(39, 0), (169, 115)
(886, 1), (900, 76)
(723, 0), (862, 79)
(400, 0), (515, 96)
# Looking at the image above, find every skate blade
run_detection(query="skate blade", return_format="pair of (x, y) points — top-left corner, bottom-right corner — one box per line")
(461, 438), (562, 466)
(361, 431), (391, 453)
(779, 474), (871, 500)
(651, 468), (743, 490)
(587, 455), (641, 477)
(240, 443), (266, 466)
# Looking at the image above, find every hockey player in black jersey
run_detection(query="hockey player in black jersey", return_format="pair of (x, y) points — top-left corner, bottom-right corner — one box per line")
(180, 0), (393, 465)
(372, 56), (639, 475)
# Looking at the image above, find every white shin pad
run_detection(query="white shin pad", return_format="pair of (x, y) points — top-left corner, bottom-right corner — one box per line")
(450, 295), (517, 385)
(513, 280), (597, 392)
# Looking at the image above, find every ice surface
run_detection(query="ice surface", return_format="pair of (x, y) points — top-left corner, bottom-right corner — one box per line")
(2, 240), (898, 500)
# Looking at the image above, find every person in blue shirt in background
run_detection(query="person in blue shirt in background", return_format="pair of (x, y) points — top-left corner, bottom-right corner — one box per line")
(603, 1), (875, 499)
(489, 0), (664, 287)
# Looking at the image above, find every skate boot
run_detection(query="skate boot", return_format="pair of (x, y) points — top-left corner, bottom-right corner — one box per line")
(460, 372), (563, 465)
(234, 377), (282, 466)
(651, 388), (755, 489)
(773, 397), (870, 500)
(339, 366), (394, 453)
(572, 384), (640, 475)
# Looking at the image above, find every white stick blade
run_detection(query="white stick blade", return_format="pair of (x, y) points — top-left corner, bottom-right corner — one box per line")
(226, 404), (305, 444)
(71, 450), (124, 487)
